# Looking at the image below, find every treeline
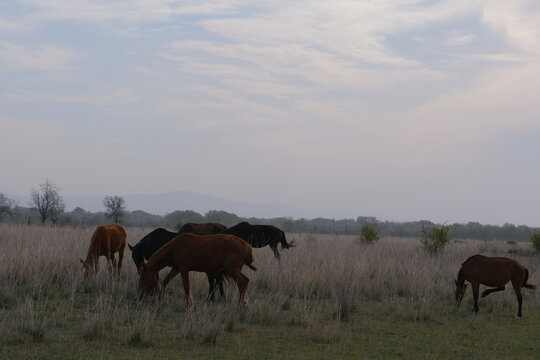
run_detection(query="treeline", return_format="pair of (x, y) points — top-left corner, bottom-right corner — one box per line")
(2, 206), (538, 243)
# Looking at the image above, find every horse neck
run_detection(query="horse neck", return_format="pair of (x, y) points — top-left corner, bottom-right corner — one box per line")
(456, 267), (466, 285)
(144, 248), (169, 273)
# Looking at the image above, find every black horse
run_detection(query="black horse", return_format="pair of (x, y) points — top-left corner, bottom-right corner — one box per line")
(128, 228), (225, 301)
(223, 222), (295, 259)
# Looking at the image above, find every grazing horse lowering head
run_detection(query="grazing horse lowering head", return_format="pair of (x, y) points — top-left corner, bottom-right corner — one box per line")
(137, 261), (159, 299)
(454, 279), (468, 306)
(79, 258), (92, 277)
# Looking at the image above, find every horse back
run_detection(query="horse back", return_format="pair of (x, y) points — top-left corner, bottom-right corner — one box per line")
(92, 224), (126, 254)
(461, 254), (525, 287)
(179, 222), (226, 235)
(156, 233), (251, 272)
(134, 228), (177, 256)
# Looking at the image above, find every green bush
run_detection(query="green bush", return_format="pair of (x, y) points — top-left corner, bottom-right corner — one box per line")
(531, 231), (540, 252)
(418, 223), (451, 254)
(357, 223), (380, 244)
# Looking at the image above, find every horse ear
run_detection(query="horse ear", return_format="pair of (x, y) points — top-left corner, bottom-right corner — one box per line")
(128, 244), (134, 251)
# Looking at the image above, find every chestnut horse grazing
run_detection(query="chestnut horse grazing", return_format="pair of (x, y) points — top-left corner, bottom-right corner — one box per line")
(178, 222), (227, 234)
(80, 224), (127, 278)
(128, 228), (226, 301)
(138, 233), (257, 307)
(454, 254), (537, 317)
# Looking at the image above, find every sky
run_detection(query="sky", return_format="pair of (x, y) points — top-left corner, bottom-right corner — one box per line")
(1, 0), (540, 226)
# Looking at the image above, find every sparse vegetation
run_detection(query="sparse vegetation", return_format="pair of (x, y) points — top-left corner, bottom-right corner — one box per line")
(357, 223), (380, 244)
(0, 224), (538, 359)
(103, 195), (126, 223)
(418, 223), (452, 254)
(531, 231), (540, 252)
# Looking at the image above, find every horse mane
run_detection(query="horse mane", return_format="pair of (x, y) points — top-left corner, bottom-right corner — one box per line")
(84, 226), (104, 263)
(461, 254), (477, 267)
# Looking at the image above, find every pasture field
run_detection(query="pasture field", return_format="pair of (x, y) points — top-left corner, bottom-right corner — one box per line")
(0, 224), (539, 359)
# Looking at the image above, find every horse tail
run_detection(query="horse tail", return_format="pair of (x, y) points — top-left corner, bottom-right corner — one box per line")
(279, 231), (296, 249)
(244, 246), (258, 271)
(522, 268), (538, 290)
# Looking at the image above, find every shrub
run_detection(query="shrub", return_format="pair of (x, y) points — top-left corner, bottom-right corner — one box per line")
(357, 223), (380, 244)
(531, 231), (540, 252)
(418, 223), (451, 254)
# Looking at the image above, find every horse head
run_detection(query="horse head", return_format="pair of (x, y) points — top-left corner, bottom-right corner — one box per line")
(454, 279), (468, 306)
(137, 261), (159, 299)
(80, 258), (91, 278)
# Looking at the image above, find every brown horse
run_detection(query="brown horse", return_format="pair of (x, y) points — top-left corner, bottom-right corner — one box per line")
(138, 233), (257, 307)
(80, 224), (127, 278)
(454, 254), (537, 317)
(178, 222), (226, 234)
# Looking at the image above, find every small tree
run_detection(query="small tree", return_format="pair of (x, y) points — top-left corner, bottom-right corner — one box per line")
(418, 223), (452, 254)
(531, 231), (540, 252)
(49, 192), (65, 226)
(30, 179), (64, 224)
(0, 193), (16, 221)
(357, 223), (380, 244)
(103, 195), (126, 223)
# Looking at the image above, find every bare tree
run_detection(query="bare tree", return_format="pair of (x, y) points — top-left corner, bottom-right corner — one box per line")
(103, 195), (126, 223)
(0, 193), (16, 221)
(30, 178), (65, 224)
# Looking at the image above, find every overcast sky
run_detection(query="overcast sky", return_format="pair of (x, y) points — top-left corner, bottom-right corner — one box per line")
(1, 1), (539, 226)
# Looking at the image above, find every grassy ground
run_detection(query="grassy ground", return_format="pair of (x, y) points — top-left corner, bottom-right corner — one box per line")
(0, 224), (538, 359)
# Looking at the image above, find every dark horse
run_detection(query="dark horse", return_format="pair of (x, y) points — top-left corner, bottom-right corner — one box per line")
(454, 254), (537, 317)
(223, 222), (295, 259)
(128, 227), (226, 301)
(179, 222), (226, 234)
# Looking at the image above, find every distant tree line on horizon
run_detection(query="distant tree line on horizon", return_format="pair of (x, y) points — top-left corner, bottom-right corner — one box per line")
(1, 201), (538, 243)
(1, 181), (538, 243)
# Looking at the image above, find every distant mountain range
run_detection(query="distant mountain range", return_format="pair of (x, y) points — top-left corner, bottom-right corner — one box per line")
(9, 191), (319, 219)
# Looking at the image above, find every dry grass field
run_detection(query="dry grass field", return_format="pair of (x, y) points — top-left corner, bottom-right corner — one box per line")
(0, 224), (538, 359)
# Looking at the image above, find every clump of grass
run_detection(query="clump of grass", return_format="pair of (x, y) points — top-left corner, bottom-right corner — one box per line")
(309, 324), (343, 344)
(224, 317), (239, 332)
(281, 297), (292, 311)
(128, 329), (153, 348)
(303, 234), (318, 243)
(0, 285), (16, 308)
(17, 298), (47, 343)
(203, 323), (220, 346)
(333, 282), (356, 322)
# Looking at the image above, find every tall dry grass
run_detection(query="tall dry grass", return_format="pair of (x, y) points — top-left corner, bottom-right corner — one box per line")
(0, 224), (538, 347)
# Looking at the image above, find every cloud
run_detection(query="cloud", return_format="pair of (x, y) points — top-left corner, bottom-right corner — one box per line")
(446, 31), (475, 46)
(0, 41), (78, 72)
(480, 0), (540, 54)
(7, 88), (139, 106)
(18, 0), (241, 24)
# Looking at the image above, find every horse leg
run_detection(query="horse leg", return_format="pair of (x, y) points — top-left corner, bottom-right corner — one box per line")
(179, 270), (193, 308)
(159, 268), (179, 302)
(206, 273), (216, 302)
(481, 286), (505, 298)
(117, 247), (124, 274)
(511, 278), (523, 318)
(472, 282), (480, 313)
(231, 269), (249, 305)
(270, 243), (280, 260)
(110, 252), (118, 273)
(217, 272), (225, 301)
